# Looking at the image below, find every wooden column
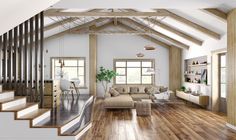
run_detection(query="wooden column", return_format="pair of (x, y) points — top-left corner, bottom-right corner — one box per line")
(8, 30), (13, 90)
(29, 17), (34, 101)
(0, 36), (2, 83)
(13, 27), (18, 93)
(24, 20), (28, 96)
(19, 23), (23, 95)
(35, 14), (39, 101)
(89, 34), (97, 96)
(3, 33), (7, 88)
(169, 46), (182, 92)
(227, 9), (236, 128)
(39, 12), (44, 108)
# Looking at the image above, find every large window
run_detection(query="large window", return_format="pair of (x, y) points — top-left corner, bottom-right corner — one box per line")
(51, 57), (86, 87)
(114, 59), (154, 85)
(219, 54), (227, 98)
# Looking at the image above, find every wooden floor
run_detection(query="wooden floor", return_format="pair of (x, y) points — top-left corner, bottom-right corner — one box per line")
(81, 99), (236, 140)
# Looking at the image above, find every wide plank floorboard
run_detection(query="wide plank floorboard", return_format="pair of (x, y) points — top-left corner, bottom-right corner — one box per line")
(80, 99), (236, 140)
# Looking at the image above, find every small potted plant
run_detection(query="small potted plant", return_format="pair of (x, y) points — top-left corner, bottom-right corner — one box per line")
(96, 67), (117, 96)
(180, 86), (186, 92)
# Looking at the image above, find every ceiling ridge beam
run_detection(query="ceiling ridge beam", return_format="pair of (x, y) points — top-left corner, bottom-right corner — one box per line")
(119, 18), (189, 49)
(156, 9), (221, 40)
(45, 11), (169, 17)
(202, 8), (227, 22)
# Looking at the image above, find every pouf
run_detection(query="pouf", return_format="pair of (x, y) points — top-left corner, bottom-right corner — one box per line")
(136, 101), (151, 116)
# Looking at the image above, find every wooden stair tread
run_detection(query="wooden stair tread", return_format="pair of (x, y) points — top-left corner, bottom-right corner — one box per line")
(2, 103), (38, 112)
(18, 109), (50, 120)
(0, 96), (26, 104)
(0, 90), (14, 94)
(62, 121), (89, 136)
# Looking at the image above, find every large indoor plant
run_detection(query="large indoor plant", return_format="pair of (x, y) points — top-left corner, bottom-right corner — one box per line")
(96, 67), (117, 94)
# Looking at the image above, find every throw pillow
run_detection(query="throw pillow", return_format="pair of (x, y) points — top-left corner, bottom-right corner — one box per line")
(114, 87), (125, 93)
(130, 87), (139, 94)
(144, 87), (154, 94)
(160, 87), (168, 92)
(109, 88), (120, 97)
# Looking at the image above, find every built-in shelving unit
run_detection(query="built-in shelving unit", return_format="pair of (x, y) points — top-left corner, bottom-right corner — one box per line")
(184, 56), (208, 85)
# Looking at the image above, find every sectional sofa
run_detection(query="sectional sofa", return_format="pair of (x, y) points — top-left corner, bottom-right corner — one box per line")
(104, 85), (169, 109)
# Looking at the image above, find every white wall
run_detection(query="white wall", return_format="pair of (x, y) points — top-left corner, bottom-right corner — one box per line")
(96, 35), (169, 97)
(44, 34), (90, 94)
(44, 34), (169, 96)
(182, 34), (227, 109)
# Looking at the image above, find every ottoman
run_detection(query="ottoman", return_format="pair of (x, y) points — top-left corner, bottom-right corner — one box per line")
(136, 101), (151, 116)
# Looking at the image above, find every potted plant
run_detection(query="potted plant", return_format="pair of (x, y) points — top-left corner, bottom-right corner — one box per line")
(180, 86), (186, 92)
(96, 67), (117, 95)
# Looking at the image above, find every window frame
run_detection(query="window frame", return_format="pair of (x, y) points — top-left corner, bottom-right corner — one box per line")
(113, 59), (155, 85)
(50, 57), (87, 88)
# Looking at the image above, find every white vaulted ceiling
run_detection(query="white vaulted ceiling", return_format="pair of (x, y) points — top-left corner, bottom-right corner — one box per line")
(0, 0), (60, 35)
(52, 0), (236, 10)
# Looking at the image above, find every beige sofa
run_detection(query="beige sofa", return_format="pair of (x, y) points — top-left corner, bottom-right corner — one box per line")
(104, 85), (168, 109)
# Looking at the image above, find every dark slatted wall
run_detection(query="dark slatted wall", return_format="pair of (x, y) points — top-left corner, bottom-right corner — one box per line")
(0, 12), (44, 107)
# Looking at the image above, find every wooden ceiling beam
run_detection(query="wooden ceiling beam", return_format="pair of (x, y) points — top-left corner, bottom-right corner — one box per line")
(44, 17), (77, 31)
(119, 18), (189, 49)
(156, 9), (221, 40)
(123, 9), (203, 46)
(118, 21), (172, 49)
(202, 8), (227, 22)
(44, 9), (101, 31)
(44, 18), (107, 41)
(45, 11), (169, 17)
(144, 18), (203, 46)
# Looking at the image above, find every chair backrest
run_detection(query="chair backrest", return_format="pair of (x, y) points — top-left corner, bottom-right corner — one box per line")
(60, 79), (71, 91)
(70, 78), (81, 87)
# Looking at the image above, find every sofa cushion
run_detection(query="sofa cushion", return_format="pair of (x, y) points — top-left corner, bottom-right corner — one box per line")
(104, 95), (134, 108)
(130, 93), (150, 101)
(104, 92), (111, 98)
(130, 87), (139, 94)
(109, 88), (120, 97)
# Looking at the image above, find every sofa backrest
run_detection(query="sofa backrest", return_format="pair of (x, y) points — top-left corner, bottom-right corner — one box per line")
(112, 85), (163, 94)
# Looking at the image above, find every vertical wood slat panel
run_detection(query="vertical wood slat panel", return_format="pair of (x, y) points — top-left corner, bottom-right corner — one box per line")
(89, 34), (97, 96)
(227, 9), (236, 126)
(19, 24), (23, 96)
(24, 21), (28, 97)
(40, 12), (44, 108)
(8, 30), (13, 90)
(0, 36), (2, 83)
(0, 12), (44, 105)
(29, 17), (34, 101)
(3, 33), (7, 89)
(169, 46), (182, 92)
(35, 14), (39, 102)
(13, 27), (18, 94)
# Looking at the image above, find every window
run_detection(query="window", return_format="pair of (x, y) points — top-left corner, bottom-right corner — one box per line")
(114, 59), (154, 85)
(219, 54), (227, 98)
(51, 57), (86, 87)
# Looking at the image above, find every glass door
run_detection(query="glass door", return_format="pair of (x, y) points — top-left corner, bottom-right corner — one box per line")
(219, 53), (227, 113)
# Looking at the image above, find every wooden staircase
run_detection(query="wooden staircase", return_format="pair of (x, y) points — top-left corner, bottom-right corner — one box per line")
(0, 85), (93, 140)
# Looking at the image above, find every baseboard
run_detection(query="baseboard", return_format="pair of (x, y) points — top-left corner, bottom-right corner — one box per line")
(226, 123), (236, 132)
